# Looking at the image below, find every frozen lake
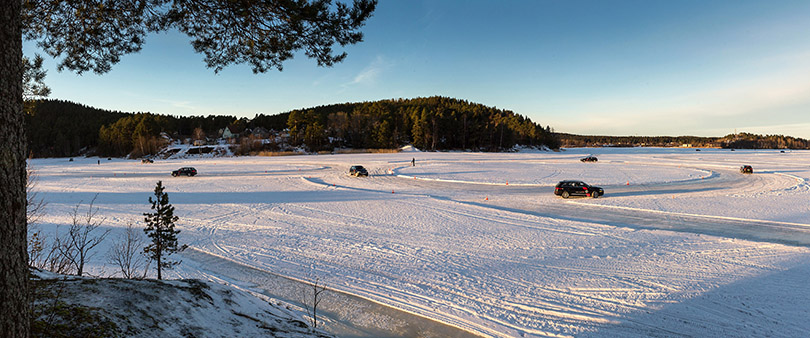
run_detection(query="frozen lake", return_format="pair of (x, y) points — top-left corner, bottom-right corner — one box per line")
(30, 147), (810, 337)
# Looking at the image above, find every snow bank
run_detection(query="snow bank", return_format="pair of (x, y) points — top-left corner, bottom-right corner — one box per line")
(399, 145), (421, 152)
(30, 270), (329, 338)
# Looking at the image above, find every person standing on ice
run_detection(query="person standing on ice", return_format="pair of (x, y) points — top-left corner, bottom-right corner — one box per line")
(411, 158), (415, 166)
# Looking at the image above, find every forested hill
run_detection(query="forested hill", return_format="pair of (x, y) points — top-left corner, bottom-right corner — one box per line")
(285, 97), (559, 151)
(25, 100), (129, 157)
(25, 99), (278, 158)
(25, 97), (559, 158)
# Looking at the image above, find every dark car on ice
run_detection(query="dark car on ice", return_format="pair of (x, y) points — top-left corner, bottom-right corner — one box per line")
(554, 180), (604, 198)
(740, 165), (753, 174)
(172, 167), (197, 177)
(349, 165), (368, 177)
(580, 156), (598, 162)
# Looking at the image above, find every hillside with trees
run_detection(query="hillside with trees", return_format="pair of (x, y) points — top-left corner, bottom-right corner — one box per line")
(285, 96), (559, 151)
(718, 132), (810, 149)
(25, 100), (128, 157)
(25, 97), (560, 158)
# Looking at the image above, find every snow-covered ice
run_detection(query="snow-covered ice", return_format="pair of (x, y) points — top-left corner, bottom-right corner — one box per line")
(29, 148), (810, 337)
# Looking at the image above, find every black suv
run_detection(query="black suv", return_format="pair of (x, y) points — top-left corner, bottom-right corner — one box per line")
(349, 165), (368, 177)
(580, 156), (598, 162)
(172, 167), (197, 177)
(554, 180), (604, 198)
(740, 165), (753, 174)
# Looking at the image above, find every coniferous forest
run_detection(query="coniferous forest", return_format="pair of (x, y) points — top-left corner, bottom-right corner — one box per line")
(26, 98), (808, 159)
(559, 132), (810, 149)
(285, 97), (559, 152)
(25, 97), (560, 158)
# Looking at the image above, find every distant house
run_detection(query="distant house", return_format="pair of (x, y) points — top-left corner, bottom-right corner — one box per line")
(251, 127), (270, 139)
(222, 125), (240, 139)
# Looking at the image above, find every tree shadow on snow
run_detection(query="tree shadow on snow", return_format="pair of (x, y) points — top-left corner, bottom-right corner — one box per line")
(577, 259), (810, 337)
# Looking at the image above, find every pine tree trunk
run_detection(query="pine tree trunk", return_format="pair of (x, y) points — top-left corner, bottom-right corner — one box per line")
(156, 237), (162, 280)
(0, 2), (30, 337)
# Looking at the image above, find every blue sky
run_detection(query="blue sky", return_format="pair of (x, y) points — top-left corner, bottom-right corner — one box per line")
(24, 0), (810, 138)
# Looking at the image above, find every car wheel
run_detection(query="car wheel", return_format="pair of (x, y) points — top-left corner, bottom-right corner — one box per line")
(592, 191), (600, 198)
(561, 191), (570, 199)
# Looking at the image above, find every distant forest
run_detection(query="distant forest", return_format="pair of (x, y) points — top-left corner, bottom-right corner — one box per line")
(559, 132), (810, 149)
(26, 99), (806, 158)
(25, 97), (559, 158)
(285, 97), (559, 152)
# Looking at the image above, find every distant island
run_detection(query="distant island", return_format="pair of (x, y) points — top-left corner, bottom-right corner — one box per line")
(558, 133), (810, 149)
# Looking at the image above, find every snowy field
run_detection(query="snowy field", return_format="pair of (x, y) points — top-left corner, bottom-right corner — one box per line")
(30, 148), (810, 337)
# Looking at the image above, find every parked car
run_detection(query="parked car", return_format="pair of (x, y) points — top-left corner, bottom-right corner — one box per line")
(172, 167), (197, 177)
(349, 165), (368, 177)
(141, 158), (154, 164)
(580, 156), (598, 162)
(740, 165), (753, 174)
(554, 180), (604, 198)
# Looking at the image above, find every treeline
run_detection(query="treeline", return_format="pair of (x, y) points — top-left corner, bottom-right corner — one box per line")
(558, 133), (717, 148)
(26, 97), (559, 158)
(560, 132), (810, 149)
(287, 96), (559, 151)
(26, 99), (289, 157)
(27, 99), (808, 158)
(719, 132), (810, 149)
(25, 100), (128, 157)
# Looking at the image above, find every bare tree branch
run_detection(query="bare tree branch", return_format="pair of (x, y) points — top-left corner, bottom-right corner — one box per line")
(108, 222), (148, 279)
(60, 195), (111, 276)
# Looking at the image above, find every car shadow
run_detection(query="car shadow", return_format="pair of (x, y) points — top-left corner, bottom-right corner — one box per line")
(597, 186), (727, 198)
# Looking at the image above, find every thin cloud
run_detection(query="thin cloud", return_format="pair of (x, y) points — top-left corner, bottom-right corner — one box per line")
(345, 55), (391, 87)
(155, 98), (197, 112)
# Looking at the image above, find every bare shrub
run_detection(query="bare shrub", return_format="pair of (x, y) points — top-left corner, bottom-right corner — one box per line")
(27, 163), (48, 267)
(28, 227), (46, 268)
(300, 274), (328, 329)
(35, 228), (73, 274)
(58, 195), (111, 276)
(108, 223), (148, 279)
(26, 162), (47, 225)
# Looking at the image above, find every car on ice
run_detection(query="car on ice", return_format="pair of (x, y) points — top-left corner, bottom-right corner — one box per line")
(349, 165), (368, 177)
(554, 180), (604, 198)
(580, 156), (598, 162)
(740, 165), (753, 174)
(172, 167), (197, 177)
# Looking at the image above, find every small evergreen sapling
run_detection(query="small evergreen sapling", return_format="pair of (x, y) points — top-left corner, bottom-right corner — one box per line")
(143, 181), (187, 280)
